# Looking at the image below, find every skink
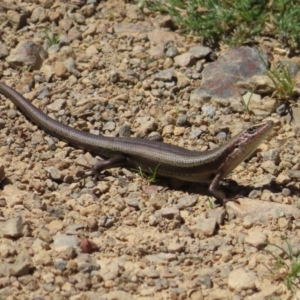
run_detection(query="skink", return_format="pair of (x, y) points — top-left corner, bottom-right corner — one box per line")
(0, 81), (274, 204)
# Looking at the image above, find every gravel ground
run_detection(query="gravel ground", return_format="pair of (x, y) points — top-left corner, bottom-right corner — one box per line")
(0, 1), (300, 299)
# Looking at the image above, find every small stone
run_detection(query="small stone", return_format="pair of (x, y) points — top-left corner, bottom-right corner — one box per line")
(207, 208), (226, 226)
(0, 263), (10, 277)
(197, 275), (212, 288)
(1, 217), (25, 238)
(248, 189), (262, 199)
(66, 260), (78, 273)
(278, 217), (290, 229)
(173, 126), (185, 136)
(260, 149), (280, 162)
(176, 72), (190, 89)
(103, 121), (116, 131)
(1, 185), (26, 208)
(143, 267), (160, 278)
(177, 195), (198, 209)
(148, 215), (158, 227)
(228, 268), (257, 292)
(68, 27), (82, 41)
(176, 114), (187, 126)
(99, 262), (119, 281)
(189, 290), (204, 300)
(162, 125), (174, 136)
(54, 61), (68, 78)
(80, 203), (102, 217)
(45, 220), (64, 234)
(167, 241), (185, 253)
(260, 160), (277, 174)
(208, 289), (229, 299)
(100, 291), (135, 300)
(31, 6), (47, 23)
(10, 250), (32, 277)
(215, 130), (226, 140)
(146, 253), (177, 264)
(190, 128), (203, 139)
(47, 99), (66, 112)
(6, 41), (47, 70)
(33, 250), (52, 266)
(148, 44), (165, 59)
(242, 216), (255, 229)
(53, 234), (79, 251)
(188, 46), (212, 59)
(0, 244), (16, 258)
(166, 46), (178, 58)
(282, 188), (291, 196)
(126, 198), (139, 209)
(86, 44), (98, 56)
(174, 53), (197, 67)
(148, 30), (175, 45)
(190, 217), (217, 237)
(287, 170), (300, 180)
(45, 166), (63, 181)
(159, 206), (180, 220)
(155, 68), (174, 81)
(79, 238), (98, 253)
(202, 105), (216, 117)
(54, 260), (68, 271)
(119, 124), (131, 137)
(7, 109), (17, 119)
(0, 43), (9, 58)
(37, 229), (53, 244)
(244, 231), (267, 249)
(82, 23), (97, 38)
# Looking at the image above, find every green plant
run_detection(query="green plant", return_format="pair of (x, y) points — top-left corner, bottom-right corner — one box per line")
(148, 0), (300, 48)
(44, 26), (59, 46)
(207, 198), (216, 209)
(263, 237), (300, 291)
(108, 11), (114, 20)
(140, 56), (152, 65)
(273, 2), (300, 49)
(132, 164), (161, 183)
(148, 164), (160, 183)
(138, 0), (147, 10)
(239, 90), (255, 114)
(267, 62), (295, 100)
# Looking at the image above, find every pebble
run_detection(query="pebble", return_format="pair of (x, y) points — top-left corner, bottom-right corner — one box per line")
(159, 206), (181, 220)
(176, 195), (198, 209)
(1, 217), (25, 238)
(190, 217), (217, 237)
(202, 105), (216, 117)
(244, 231), (267, 248)
(6, 41), (47, 69)
(167, 241), (185, 253)
(260, 160), (277, 174)
(45, 166), (63, 181)
(188, 46), (212, 59)
(99, 262), (119, 281)
(174, 53), (197, 67)
(287, 170), (300, 180)
(9, 250), (32, 277)
(143, 267), (160, 278)
(228, 268), (257, 292)
(154, 67), (174, 81)
(52, 235), (79, 251)
(166, 46), (179, 58)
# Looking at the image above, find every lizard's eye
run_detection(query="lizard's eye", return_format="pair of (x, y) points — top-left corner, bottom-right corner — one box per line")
(247, 127), (257, 134)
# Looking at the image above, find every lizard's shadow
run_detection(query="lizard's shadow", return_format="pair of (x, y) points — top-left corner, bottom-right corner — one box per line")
(2, 170), (299, 205)
(168, 179), (300, 203)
